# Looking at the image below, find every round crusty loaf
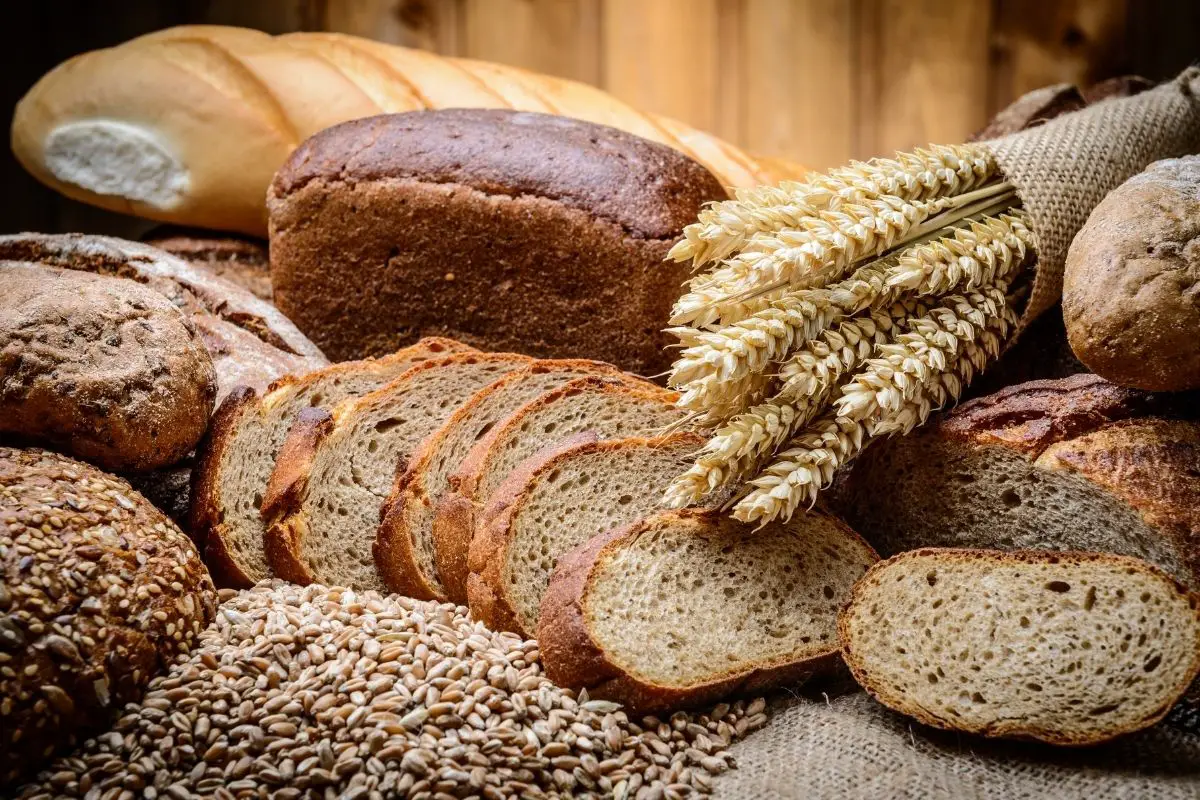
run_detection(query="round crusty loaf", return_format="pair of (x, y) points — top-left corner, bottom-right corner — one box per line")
(0, 263), (217, 472)
(1064, 156), (1200, 391)
(0, 447), (217, 787)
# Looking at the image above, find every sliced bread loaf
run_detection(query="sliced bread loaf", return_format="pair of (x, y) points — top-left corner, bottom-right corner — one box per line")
(839, 548), (1200, 745)
(261, 352), (529, 592)
(190, 337), (471, 587)
(376, 359), (642, 600)
(830, 374), (1200, 589)
(538, 509), (878, 712)
(467, 432), (706, 636)
(436, 378), (689, 603)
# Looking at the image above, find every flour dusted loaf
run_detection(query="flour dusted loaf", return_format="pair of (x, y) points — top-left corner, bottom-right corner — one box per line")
(839, 548), (1200, 745)
(0, 447), (216, 786)
(267, 109), (727, 370)
(831, 374), (1200, 588)
(143, 227), (271, 300)
(539, 509), (878, 713)
(191, 338), (470, 588)
(1064, 156), (1200, 391)
(0, 233), (325, 400)
(0, 263), (215, 472)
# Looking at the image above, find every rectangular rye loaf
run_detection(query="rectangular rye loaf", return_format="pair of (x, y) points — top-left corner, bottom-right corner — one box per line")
(266, 109), (729, 372)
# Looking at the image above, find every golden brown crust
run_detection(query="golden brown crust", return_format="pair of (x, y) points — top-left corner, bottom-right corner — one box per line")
(466, 431), (601, 634)
(0, 447), (217, 785)
(0, 263), (217, 473)
(189, 385), (258, 587)
(538, 509), (847, 714)
(379, 359), (637, 601)
(838, 547), (1200, 746)
(260, 407), (333, 585)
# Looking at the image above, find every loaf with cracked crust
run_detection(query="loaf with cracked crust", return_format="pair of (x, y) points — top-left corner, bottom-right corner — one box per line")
(0, 263), (216, 472)
(267, 109), (728, 370)
(830, 374), (1200, 588)
(0, 447), (216, 786)
(143, 226), (272, 301)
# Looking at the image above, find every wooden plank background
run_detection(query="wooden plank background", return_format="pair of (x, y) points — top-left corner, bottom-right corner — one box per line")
(3, 0), (1198, 235)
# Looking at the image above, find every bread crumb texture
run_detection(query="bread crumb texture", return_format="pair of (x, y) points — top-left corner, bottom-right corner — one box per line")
(840, 549), (1200, 745)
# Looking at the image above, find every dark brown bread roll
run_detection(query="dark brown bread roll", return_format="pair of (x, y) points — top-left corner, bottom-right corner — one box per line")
(0, 447), (216, 787)
(0, 263), (216, 472)
(267, 109), (729, 372)
(1064, 156), (1200, 391)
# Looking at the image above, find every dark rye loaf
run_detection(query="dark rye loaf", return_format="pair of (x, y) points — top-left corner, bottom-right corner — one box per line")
(831, 374), (1200, 588)
(267, 109), (729, 372)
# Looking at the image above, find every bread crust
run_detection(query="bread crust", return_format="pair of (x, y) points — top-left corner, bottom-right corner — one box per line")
(838, 547), (1200, 746)
(0, 263), (217, 473)
(377, 359), (636, 601)
(142, 226), (271, 301)
(538, 510), (854, 713)
(261, 407), (333, 585)
(442, 377), (678, 607)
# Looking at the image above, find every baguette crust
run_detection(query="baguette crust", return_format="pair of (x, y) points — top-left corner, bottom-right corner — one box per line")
(260, 407), (333, 585)
(442, 378), (679, 604)
(188, 385), (257, 586)
(538, 509), (856, 713)
(838, 547), (1200, 746)
(376, 359), (631, 600)
(466, 431), (600, 634)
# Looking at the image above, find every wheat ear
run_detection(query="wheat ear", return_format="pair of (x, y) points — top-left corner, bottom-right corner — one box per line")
(669, 144), (998, 268)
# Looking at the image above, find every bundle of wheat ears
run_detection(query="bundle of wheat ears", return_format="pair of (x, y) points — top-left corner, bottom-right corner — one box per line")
(662, 143), (1035, 525)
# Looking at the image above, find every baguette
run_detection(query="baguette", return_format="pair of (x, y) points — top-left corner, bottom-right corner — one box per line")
(13, 25), (806, 235)
(539, 509), (878, 713)
(839, 548), (1200, 745)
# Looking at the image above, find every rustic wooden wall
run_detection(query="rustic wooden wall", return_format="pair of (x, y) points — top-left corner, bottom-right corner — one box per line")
(3, 0), (1198, 235)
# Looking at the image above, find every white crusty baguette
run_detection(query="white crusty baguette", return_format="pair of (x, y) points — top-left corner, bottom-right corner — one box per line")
(13, 25), (806, 235)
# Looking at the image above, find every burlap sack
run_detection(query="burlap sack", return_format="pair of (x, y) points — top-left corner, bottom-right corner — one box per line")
(717, 691), (1200, 800)
(982, 67), (1200, 329)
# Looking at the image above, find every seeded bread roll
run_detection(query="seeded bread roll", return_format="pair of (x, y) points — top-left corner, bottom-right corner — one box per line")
(0, 263), (216, 472)
(142, 226), (272, 301)
(540, 509), (878, 713)
(0, 447), (217, 786)
(1064, 156), (1200, 391)
(267, 109), (728, 370)
(831, 374), (1200, 589)
(839, 548), (1200, 746)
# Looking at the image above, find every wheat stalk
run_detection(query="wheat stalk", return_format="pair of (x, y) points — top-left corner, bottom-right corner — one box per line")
(669, 144), (998, 268)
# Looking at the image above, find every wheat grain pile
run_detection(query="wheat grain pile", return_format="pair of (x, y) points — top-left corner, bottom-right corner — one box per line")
(663, 144), (1035, 524)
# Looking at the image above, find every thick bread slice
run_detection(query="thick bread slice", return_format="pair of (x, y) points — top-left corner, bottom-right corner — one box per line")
(467, 432), (706, 636)
(376, 359), (642, 601)
(190, 337), (471, 587)
(839, 548), (1200, 745)
(261, 352), (529, 592)
(437, 378), (689, 602)
(539, 509), (878, 713)
(830, 375), (1200, 589)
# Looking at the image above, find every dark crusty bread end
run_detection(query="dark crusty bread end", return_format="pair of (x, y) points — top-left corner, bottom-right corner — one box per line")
(260, 407), (334, 585)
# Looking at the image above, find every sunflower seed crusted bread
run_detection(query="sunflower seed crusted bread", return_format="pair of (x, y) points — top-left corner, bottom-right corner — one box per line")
(539, 509), (878, 713)
(839, 548), (1200, 746)
(467, 433), (707, 636)
(262, 352), (529, 592)
(376, 359), (643, 601)
(0, 447), (216, 786)
(0, 263), (217, 473)
(435, 378), (689, 600)
(831, 374), (1200, 588)
(190, 337), (471, 588)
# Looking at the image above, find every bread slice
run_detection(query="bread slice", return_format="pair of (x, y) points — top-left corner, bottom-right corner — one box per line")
(829, 375), (1200, 588)
(436, 377), (689, 603)
(839, 548), (1200, 745)
(190, 336), (471, 587)
(261, 352), (529, 592)
(467, 432), (710, 635)
(376, 359), (643, 601)
(538, 509), (878, 712)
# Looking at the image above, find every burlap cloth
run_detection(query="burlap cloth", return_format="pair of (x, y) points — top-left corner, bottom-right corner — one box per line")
(716, 690), (1200, 799)
(982, 66), (1200, 330)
